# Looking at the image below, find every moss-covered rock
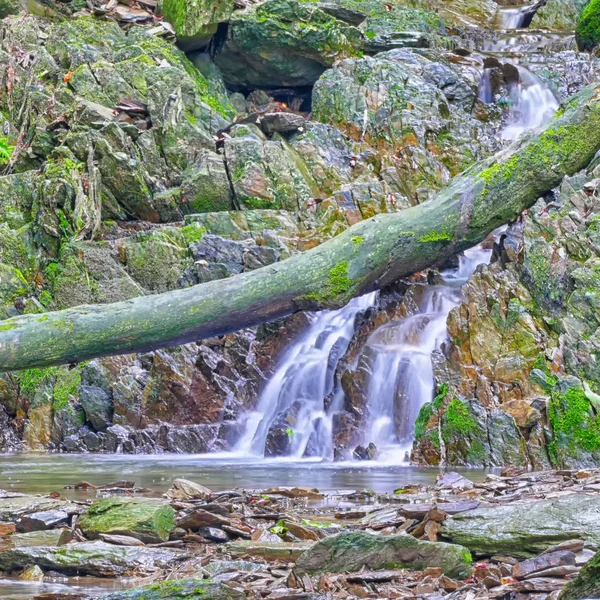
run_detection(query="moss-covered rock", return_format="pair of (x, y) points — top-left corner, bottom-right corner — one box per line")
(441, 495), (600, 558)
(295, 531), (472, 579)
(312, 50), (499, 202)
(0, 541), (185, 576)
(577, 0), (600, 51)
(561, 548), (600, 600)
(215, 0), (362, 88)
(79, 498), (176, 543)
(159, 0), (235, 51)
(0, 0), (22, 18)
(533, 0), (588, 30)
(99, 579), (244, 599)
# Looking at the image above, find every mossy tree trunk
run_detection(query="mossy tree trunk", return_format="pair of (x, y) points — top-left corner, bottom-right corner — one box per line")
(2, 85), (600, 371)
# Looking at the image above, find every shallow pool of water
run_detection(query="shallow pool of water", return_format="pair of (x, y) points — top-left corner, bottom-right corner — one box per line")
(0, 453), (494, 599)
(0, 576), (138, 599)
(0, 452), (492, 499)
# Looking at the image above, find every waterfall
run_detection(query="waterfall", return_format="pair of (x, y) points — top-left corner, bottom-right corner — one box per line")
(500, 67), (559, 141)
(358, 244), (493, 462)
(232, 244), (493, 462)
(234, 292), (376, 459)
(499, 5), (535, 30)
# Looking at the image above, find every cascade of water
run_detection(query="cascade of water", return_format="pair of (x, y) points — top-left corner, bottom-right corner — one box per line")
(359, 244), (493, 462)
(477, 69), (494, 103)
(234, 292), (377, 459)
(500, 67), (559, 141)
(499, 5), (533, 30)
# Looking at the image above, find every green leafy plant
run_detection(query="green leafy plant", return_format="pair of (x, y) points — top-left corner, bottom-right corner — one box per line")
(270, 520), (288, 536)
(301, 519), (332, 528)
(0, 135), (14, 165)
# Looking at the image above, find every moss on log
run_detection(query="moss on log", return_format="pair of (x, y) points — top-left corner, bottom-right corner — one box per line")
(1, 84), (600, 371)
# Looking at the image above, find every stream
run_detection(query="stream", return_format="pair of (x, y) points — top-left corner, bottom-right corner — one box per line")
(0, 3), (572, 599)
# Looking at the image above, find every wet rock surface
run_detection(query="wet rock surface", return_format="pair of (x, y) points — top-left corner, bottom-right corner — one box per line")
(0, 470), (596, 599)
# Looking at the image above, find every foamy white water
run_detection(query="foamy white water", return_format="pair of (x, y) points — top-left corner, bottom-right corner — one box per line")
(500, 67), (559, 141)
(360, 244), (493, 462)
(234, 292), (377, 459)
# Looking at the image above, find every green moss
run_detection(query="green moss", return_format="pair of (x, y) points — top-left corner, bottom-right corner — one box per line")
(442, 398), (475, 443)
(418, 230), (452, 243)
(351, 236), (365, 245)
(53, 367), (83, 411)
(79, 497), (176, 543)
(414, 402), (433, 441)
(414, 384), (448, 441)
(532, 352), (550, 375)
(17, 368), (56, 398)
(0, 135), (14, 165)
(549, 385), (600, 462)
(302, 261), (355, 305)
(433, 383), (448, 409)
(180, 224), (205, 244)
(576, 0), (600, 51)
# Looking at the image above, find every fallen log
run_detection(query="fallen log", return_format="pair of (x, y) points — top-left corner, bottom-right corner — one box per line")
(1, 84), (600, 371)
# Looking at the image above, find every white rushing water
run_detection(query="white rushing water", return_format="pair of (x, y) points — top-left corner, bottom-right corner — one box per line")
(359, 244), (493, 462)
(500, 67), (559, 141)
(231, 0), (557, 464)
(235, 292), (376, 459)
(499, 6), (531, 29)
(234, 245), (493, 462)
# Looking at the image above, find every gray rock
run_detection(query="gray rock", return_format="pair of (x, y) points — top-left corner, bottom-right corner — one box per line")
(0, 541), (187, 576)
(17, 510), (70, 533)
(80, 385), (114, 432)
(0, 496), (79, 524)
(198, 526), (230, 543)
(104, 425), (130, 452)
(260, 112), (306, 134)
(315, 2), (366, 25)
(166, 479), (212, 501)
(178, 508), (231, 530)
(437, 472), (474, 491)
(98, 579), (244, 599)
(296, 532), (472, 579)
(513, 550), (576, 579)
(442, 495), (600, 558)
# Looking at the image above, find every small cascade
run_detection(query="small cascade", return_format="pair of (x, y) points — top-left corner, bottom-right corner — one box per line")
(500, 67), (559, 141)
(500, 6), (531, 30)
(359, 244), (493, 462)
(234, 293), (376, 459)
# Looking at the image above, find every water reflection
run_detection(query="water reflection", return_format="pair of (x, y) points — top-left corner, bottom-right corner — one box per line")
(0, 453), (492, 500)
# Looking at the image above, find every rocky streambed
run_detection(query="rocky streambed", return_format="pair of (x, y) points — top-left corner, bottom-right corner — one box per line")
(0, 469), (599, 599)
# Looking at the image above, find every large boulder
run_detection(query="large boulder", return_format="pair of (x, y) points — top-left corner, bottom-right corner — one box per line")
(312, 49), (499, 203)
(533, 0), (588, 30)
(576, 0), (600, 51)
(160, 0), (235, 51)
(99, 579), (244, 599)
(441, 495), (600, 558)
(0, 541), (186, 576)
(215, 0), (362, 88)
(78, 498), (176, 543)
(295, 532), (472, 579)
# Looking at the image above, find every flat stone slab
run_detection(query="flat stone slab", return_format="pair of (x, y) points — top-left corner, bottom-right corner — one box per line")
(99, 579), (244, 599)
(0, 496), (79, 523)
(0, 541), (188, 576)
(226, 540), (313, 560)
(441, 494), (600, 558)
(295, 532), (472, 579)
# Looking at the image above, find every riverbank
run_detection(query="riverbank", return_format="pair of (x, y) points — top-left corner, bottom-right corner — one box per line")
(0, 467), (598, 599)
